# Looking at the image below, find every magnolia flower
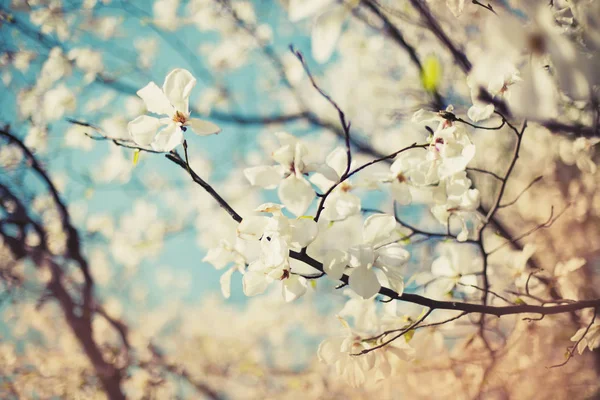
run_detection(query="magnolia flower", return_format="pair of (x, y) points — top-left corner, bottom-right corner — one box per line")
(428, 125), (476, 180)
(324, 214), (409, 299)
(318, 331), (375, 387)
(467, 57), (521, 122)
(381, 153), (427, 205)
(411, 106), (476, 183)
(318, 316), (414, 387)
(128, 69), (221, 152)
(571, 322), (600, 355)
(427, 243), (482, 298)
(430, 171), (481, 241)
(288, 0), (359, 63)
(559, 137), (600, 174)
(310, 147), (361, 221)
(244, 132), (317, 216)
(203, 239), (249, 299)
(236, 203), (318, 302)
(506, 244), (540, 290)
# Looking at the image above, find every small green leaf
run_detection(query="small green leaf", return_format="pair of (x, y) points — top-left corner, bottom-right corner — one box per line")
(405, 329), (415, 343)
(421, 55), (442, 92)
(133, 149), (140, 166)
(514, 298), (525, 305)
(310, 280), (317, 289)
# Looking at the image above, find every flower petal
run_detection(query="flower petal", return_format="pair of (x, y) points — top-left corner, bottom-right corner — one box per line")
(151, 123), (183, 152)
(431, 256), (456, 277)
(137, 81), (174, 116)
(391, 181), (412, 205)
(376, 243), (410, 268)
(242, 269), (270, 297)
(282, 275), (307, 302)
(244, 165), (283, 189)
(289, 217), (318, 249)
(322, 190), (361, 221)
(289, 0), (333, 21)
(363, 214), (396, 245)
(162, 68), (196, 114)
(128, 115), (161, 146)
(260, 235), (288, 269)
(349, 267), (380, 299)
(323, 250), (348, 280)
(187, 118), (221, 136)
(219, 267), (236, 299)
(326, 147), (348, 178)
(237, 216), (270, 240)
(312, 7), (346, 63)
(278, 175), (314, 217)
(203, 244), (232, 270)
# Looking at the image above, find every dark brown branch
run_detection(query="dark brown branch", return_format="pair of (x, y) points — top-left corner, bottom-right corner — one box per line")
(290, 46), (353, 178)
(1, 128), (95, 321)
(166, 152), (242, 223)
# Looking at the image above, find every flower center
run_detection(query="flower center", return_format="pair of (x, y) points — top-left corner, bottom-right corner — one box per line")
(172, 111), (187, 125)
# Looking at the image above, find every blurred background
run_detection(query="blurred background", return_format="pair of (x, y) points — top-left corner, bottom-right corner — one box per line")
(1, 0), (600, 398)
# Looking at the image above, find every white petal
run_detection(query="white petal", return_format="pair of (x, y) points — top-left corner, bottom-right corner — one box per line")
(322, 190), (361, 221)
(349, 267), (380, 299)
(242, 269), (270, 296)
(387, 275), (404, 296)
(376, 243), (410, 268)
(202, 245), (231, 270)
(278, 175), (314, 217)
(151, 123), (183, 152)
(467, 103), (494, 122)
(391, 181), (412, 205)
(312, 7), (346, 63)
(187, 118), (221, 136)
(237, 216), (270, 240)
(128, 115), (161, 146)
(309, 164), (339, 192)
(289, 217), (318, 249)
(326, 147), (348, 178)
(255, 203), (285, 214)
(323, 250), (348, 280)
(162, 68), (196, 114)
(272, 144), (295, 167)
(219, 267), (236, 299)
(348, 244), (375, 269)
(137, 81), (174, 116)
(260, 235), (288, 269)
(317, 337), (344, 364)
(363, 214), (396, 245)
(431, 256), (456, 277)
(244, 165), (283, 189)
(282, 275), (307, 302)
(289, 0), (333, 21)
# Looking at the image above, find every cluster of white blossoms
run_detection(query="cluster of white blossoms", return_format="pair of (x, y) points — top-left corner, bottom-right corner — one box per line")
(128, 68), (221, 152)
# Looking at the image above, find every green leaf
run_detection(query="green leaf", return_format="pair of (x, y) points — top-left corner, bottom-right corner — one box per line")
(514, 298), (525, 305)
(133, 149), (140, 166)
(405, 329), (415, 343)
(310, 280), (317, 289)
(421, 55), (442, 92)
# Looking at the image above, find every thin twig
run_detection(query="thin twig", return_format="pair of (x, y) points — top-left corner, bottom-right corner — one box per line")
(499, 176), (543, 208)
